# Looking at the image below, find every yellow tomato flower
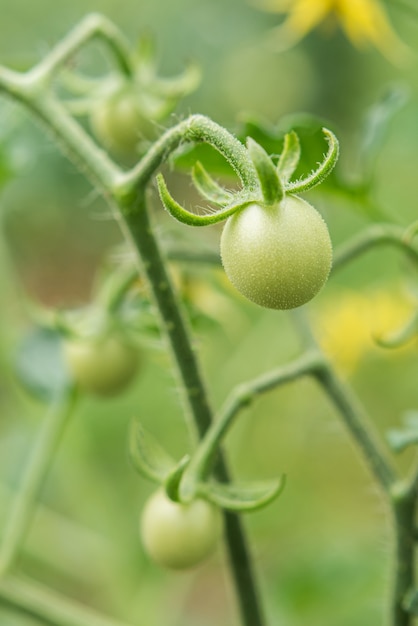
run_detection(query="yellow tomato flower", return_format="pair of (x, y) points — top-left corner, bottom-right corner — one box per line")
(315, 288), (414, 374)
(257, 0), (410, 64)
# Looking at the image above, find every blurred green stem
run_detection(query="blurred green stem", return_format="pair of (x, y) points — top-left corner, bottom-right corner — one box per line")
(0, 574), (134, 626)
(0, 388), (78, 577)
(332, 223), (418, 272)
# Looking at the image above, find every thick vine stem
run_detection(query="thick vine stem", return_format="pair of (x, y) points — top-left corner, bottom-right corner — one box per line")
(122, 195), (265, 626)
(389, 482), (416, 626)
(0, 387), (79, 577)
(118, 114), (259, 199)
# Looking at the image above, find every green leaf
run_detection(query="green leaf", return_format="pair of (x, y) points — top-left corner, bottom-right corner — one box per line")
(129, 421), (175, 483)
(247, 138), (283, 204)
(14, 326), (71, 402)
(360, 85), (408, 184)
(199, 475), (286, 512)
(192, 162), (233, 206)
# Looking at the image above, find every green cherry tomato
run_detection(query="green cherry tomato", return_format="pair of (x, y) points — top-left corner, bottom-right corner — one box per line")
(220, 196), (332, 310)
(140, 489), (222, 570)
(90, 88), (152, 156)
(63, 332), (140, 397)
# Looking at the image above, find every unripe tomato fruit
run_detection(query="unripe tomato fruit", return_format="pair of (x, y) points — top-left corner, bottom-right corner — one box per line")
(90, 88), (151, 156)
(63, 332), (140, 397)
(220, 196), (332, 310)
(140, 489), (222, 570)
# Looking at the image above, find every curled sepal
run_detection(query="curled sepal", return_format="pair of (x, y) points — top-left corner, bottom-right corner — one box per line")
(277, 131), (301, 184)
(374, 309), (418, 349)
(151, 63), (201, 100)
(192, 162), (234, 206)
(157, 173), (256, 227)
(286, 128), (339, 194)
(198, 475), (286, 512)
(164, 455), (190, 502)
(129, 420), (175, 483)
(247, 138), (283, 204)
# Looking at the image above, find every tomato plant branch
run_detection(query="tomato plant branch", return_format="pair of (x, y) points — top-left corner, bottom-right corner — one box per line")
(0, 574), (135, 626)
(314, 362), (398, 491)
(0, 387), (79, 577)
(332, 223), (418, 272)
(181, 351), (323, 494)
(27, 13), (133, 86)
(119, 113), (258, 196)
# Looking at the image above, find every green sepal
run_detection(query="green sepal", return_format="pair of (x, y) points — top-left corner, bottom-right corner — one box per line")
(286, 128), (339, 194)
(198, 475), (286, 512)
(192, 162), (233, 206)
(157, 173), (256, 226)
(150, 63), (201, 100)
(277, 131), (301, 184)
(247, 137), (283, 204)
(164, 455), (190, 502)
(129, 420), (175, 483)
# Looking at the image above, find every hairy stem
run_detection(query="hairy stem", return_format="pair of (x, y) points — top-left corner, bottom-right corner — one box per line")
(0, 388), (78, 576)
(184, 351), (323, 488)
(27, 13), (133, 85)
(314, 363), (397, 492)
(389, 483), (416, 626)
(122, 195), (265, 626)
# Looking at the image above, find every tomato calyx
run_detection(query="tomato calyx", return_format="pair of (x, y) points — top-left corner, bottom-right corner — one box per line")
(129, 420), (286, 513)
(157, 127), (339, 227)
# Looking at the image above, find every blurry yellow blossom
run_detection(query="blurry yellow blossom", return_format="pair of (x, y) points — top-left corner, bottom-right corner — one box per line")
(315, 288), (415, 373)
(257, 0), (410, 65)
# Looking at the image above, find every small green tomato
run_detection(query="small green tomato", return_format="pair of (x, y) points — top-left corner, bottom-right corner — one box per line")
(90, 88), (151, 156)
(140, 489), (222, 570)
(63, 331), (140, 397)
(220, 196), (332, 310)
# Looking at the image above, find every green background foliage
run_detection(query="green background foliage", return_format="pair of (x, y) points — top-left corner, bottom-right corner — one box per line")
(0, 1), (417, 625)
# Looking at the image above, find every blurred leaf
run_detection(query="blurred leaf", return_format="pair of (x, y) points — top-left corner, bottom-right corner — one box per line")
(404, 588), (418, 615)
(129, 421), (175, 483)
(359, 84), (408, 183)
(199, 475), (286, 512)
(14, 326), (71, 402)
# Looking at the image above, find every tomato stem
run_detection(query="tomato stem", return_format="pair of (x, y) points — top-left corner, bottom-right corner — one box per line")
(0, 387), (79, 577)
